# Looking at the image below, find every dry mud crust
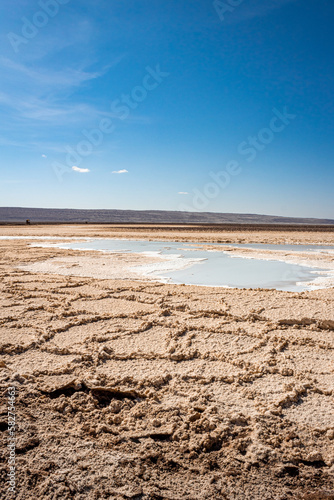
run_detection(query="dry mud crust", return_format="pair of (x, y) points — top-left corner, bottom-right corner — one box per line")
(0, 229), (334, 499)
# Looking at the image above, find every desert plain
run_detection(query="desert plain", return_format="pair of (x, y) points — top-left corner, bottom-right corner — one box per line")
(0, 224), (334, 499)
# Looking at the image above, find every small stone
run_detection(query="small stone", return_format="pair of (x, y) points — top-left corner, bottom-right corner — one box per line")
(109, 401), (121, 414)
(281, 368), (294, 376)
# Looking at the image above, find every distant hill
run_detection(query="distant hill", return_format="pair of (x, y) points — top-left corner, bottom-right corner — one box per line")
(0, 207), (334, 226)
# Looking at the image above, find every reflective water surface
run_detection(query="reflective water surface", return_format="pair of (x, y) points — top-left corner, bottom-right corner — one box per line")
(49, 239), (331, 292)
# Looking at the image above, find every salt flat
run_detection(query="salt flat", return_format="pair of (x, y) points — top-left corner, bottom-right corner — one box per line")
(0, 225), (333, 499)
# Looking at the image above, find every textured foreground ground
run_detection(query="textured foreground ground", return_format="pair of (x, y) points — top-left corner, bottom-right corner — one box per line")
(0, 225), (334, 499)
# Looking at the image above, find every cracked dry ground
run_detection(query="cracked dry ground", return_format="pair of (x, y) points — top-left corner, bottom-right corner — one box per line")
(0, 241), (334, 499)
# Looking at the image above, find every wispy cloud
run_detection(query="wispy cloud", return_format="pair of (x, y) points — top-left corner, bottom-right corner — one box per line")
(112, 169), (128, 174)
(0, 66), (149, 129)
(4, 16), (96, 61)
(178, 192), (189, 195)
(0, 53), (128, 128)
(0, 56), (107, 88)
(0, 91), (118, 126)
(0, 136), (29, 148)
(72, 166), (90, 173)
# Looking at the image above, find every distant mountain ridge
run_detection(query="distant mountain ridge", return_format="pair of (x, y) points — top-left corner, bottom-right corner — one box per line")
(0, 207), (334, 225)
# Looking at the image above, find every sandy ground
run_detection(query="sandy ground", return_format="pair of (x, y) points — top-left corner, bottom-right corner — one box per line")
(0, 225), (334, 500)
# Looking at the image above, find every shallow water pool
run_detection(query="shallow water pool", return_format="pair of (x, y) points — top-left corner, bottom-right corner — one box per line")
(44, 239), (331, 292)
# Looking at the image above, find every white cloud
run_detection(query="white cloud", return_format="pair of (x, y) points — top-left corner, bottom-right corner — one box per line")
(178, 192), (189, 195)
(112, 169), (128, 174)
(72, 166), (90, 173)
(41, 154), (47, 158)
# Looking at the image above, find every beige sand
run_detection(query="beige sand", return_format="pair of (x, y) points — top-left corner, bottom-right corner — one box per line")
(0, 225), (334, 500)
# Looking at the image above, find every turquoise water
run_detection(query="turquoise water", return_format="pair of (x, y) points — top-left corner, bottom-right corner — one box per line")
(48, 239), (330, 292)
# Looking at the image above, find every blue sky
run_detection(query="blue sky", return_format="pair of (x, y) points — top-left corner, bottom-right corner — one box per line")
(0, 0), (333, 217)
